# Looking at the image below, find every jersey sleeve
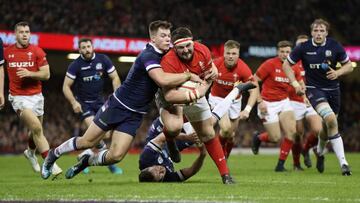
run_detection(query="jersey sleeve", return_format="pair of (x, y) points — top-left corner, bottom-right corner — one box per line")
(142, 52), (161, 72)
(36, 47), (48, 67)
(335, 42), (350, 64)
(103, 54), (116, 74)
(0, 38), (4, 65)
(287, 44), (303, 65)
(162, 170), (185, 182)
(66, 61), (78, 80)
(255, 60), (271, 81)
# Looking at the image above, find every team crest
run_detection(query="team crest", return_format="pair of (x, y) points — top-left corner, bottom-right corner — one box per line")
(27, 52), (33, 60)
(157, 156), (163, 164)
(96, 63), (103, 70)
(325, 50), (332, 57)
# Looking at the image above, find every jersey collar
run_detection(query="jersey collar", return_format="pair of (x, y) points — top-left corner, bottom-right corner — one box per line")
(149, 43), (164, 54)
(311, 38), (327, 47)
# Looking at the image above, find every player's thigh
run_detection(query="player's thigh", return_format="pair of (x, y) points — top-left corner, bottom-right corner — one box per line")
(305, 114), (322, 134)
(263, 122), (281, 142)
(160, 106), (183, 133)
(83, 116), (94, 127)
(218, 113), (232, 135)
(108, 130), (134, 160)
(19, 108), (43, 131)
(191, 117), (215, 141)
(279, 110), (296, 139)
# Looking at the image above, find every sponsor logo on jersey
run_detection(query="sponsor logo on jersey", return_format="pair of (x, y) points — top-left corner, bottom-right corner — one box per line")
(82, 72), (103, 82)
(274, 76), (290, 83)
(306, 52), (317, 55)
(215, 79), (234, 86)
(8, 61), (34, 68)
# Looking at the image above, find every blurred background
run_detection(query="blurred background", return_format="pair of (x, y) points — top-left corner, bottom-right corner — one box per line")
(0, 0), (359, 154)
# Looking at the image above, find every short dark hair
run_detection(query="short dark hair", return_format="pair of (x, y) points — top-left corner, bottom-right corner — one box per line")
(224, 40), (240, 50)
(138, 168), (156, 182)
(310, 18), (330, 31)
(277, 40), (292, 49)
(171, 27), (193, 44)
(78, 38), (92, 48)
(149, 20), (172, 37)
(14, 21), (30, 31)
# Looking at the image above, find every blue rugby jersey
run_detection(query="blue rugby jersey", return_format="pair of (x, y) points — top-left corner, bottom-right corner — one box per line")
(287, 38), (349, 89)
(113, 43), (164, 114)
(66, 53), (115, 101)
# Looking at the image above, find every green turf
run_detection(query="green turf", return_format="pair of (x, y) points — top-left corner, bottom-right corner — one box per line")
(0, 152), (359, 202)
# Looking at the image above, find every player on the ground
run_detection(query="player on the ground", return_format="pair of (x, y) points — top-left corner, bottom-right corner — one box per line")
(63, 38), (123, 174)
(4, 21), (62, 176)
(41, 20), (205, 180)
(139, 82), (256, 182)
(288, 35), (322, 170)
(251, 40), (297, 172)
(158, 27), (237, 184)
(209, 40), (258, 159)
(283, 18), (353, 175)
(0, 37), (4, 110)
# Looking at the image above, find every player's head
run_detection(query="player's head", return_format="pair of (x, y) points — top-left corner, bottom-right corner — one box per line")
(149, 20), (172, 52)
(138, 165), (166, 182)
(310, 18), (329, 45)
(171, 27), (194, 61)
(295, 35), (309, 46)
(78, 38), (94, 60)
(14, 21), (30, 48)
(277, 40), (292, 62)
(224, 40), (240, 69)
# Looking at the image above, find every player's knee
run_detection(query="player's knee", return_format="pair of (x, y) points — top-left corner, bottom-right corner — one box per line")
(108, 150), (126, 163)
(325, 116), (338, 131)
(30, 124), (43, 136)
(164, 122), (183, 137)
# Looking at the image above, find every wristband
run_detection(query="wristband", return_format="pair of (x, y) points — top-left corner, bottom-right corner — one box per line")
(291, 81), (300, 88)
(244, 105), (252, 113)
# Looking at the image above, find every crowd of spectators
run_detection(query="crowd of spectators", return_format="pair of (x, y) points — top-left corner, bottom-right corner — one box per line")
(0, 0), (358, 45)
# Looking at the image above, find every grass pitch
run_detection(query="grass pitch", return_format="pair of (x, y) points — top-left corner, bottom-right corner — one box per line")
(0, 152), (359, 203)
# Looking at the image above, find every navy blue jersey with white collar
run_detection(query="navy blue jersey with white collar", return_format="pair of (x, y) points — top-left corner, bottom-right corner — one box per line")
(66, 53), (115, 102)
(287, 38), (349, 89)
(113, 43), (164, 114)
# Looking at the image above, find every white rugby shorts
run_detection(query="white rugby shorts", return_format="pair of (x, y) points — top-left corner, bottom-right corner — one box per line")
(8, 93), (44, 116)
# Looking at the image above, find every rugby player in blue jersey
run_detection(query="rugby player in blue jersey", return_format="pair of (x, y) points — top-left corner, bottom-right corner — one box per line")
(283, 19), (353, 175)
(41, 20), (205, 180)
(62, 38), (123, 174)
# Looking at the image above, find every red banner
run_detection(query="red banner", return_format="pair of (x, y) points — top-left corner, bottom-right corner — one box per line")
(0, 30), (149, 54)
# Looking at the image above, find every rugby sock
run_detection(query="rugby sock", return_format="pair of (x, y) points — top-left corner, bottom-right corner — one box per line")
(328, 134), (348, 166)
(303, 132), (317, 152)
(225, 139), (234, 159)
(219, 136), (227, 152)
(279, 138), (293, 161)
(88, 150), (109, 166)
(204, 136), (229, 176)
(54, 137), (78, 157)
(40, 150), (49, 159)
(258, 132), (270, 142)
(292, 141), (302, 166)
(28, 137), (36, 150)
(212, 88), (239, 120)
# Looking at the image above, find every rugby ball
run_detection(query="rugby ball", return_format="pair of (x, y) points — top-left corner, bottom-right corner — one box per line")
(177, 81), (200, 92)
(177, 81), (201, 103)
